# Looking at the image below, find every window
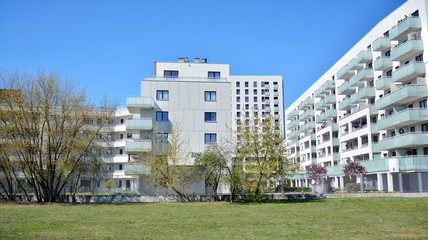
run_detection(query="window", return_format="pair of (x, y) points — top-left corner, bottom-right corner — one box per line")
(164, 70), (178, 78)
(245, 89), (249, 95)
(156, 133), (168, 142)
(253, 89), (257, 95)
(127, 133), (132, 139)
(245, 82), (249, 87)
(156, 90), (169, 100)
(119, 134), (123, 139)
(236, 112), (241, 118)
(254, 97), (258, 102)
(205, 91), (217, 101)
(253, 82), (257, 87)
(156, 111), (168, 121)
(245, 104), (249, 110)
(410, 126), (415, 132)
(236, 96), (240, 102)
(236, 89), (240, 95)
(424, 147), (428, 155)
(245, 97), (249, 102)
(204, 112), (217, 122)
(119, 149), (123, 155)
(422, 123), (428, 132)
(119, 164), (123, 171)
(120, 119), (124, 124)
(236, 82), (240, 87)
(420, 99), (427, 109)
(205, 133), (217, 143)
(237, 104), (241, 109)
(208, 71), (221, 79)
(254, 104), (258, 110)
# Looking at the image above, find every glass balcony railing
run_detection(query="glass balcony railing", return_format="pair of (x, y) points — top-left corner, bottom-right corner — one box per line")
(378, 132), (428, 150)
(287, 109), (299, 118)
(375, 76), (393, 90)
(393, 61), (425, 83)
(391, 39), (423, 61)
(300, 121), (315, 132)
(372, 37), (391, 52)
(299, 97), (314, 110)
(348, 68), (374, 88)
(126, 97), (153, 113)
(373, 57), (392, 71)
(337, 65), (354, 80)
(124, 164), (150, 175)
(376, 85), (428, 110)
(356, 50), (373, 64)
(125, 140), (152, 153)
(389, 17), (422, 41)
(348, 58), (364, 71)
(377, 109), (428, 130)
(314, 80), (335, 97)
(399, 156), (428, 171)
(315, 94), (336, 110)
(316, 109), (337, 123)
(126, 118), (153, 131)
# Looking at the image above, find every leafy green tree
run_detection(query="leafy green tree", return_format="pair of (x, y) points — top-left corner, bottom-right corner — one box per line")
(193, 150), (225, 200)
(236, 111), (295, 202)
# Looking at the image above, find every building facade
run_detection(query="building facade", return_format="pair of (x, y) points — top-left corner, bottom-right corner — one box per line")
(286, 0), (428, 193)
(116, 57), (284, 194)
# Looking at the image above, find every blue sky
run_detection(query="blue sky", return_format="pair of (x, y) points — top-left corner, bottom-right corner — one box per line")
(0, 0), (405, 108)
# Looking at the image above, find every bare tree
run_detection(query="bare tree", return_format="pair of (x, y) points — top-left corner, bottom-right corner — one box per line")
(0, 71), (115, 202)
(141, 120), (193, 201)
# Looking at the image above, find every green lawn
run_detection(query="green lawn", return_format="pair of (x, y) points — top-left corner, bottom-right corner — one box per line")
(0, 198), (427, 239)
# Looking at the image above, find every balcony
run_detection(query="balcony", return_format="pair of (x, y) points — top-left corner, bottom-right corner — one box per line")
(391, 39), (423, 61)
(393, 61), (425, 83)
(379, 132), (428, 150)
(348, 68), (374, 88)
(287, 109), (299, 118)
(373, 57), (392, 71)
(315, 94), (336, 110)
(337, 65), (354, 80)
(356, 50), (373, 64)
(377, 109), (428, 130)
(375, 76), (393, 90)
(399, 156), (428, 171)
(372, 37), (391, 52)
(125, 140), (152, 153)
(337, 79), (357, 95)
(316, 109), (337, 123)
(126, 118), (153, 133)
(348, 58), (364, 71)
(314, 80), (335, 97)
(124, 164), (150, 175)
(339, 96), (357, 111)
(299, 97), (314, 110)
(287, 118), (300, 128)
(361, 158), (389, 172)
(300, 121), (315, 132)
(127, 97), (154, 113)
(389, 17), (422, 41)
(353, 87), (375, 101)
(376, 85), (428, 110)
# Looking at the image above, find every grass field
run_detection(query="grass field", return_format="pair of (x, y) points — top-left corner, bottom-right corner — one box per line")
(0, 198), (427, 239)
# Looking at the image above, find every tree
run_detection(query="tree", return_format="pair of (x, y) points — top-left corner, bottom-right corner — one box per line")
(305, 163), (327, 194)
(343, 161), (366, 192)
(0, 71), (115, 202)
(193, 150), (225, 201)
(235, 111), (296, 202)
(141, 120), (193, 201)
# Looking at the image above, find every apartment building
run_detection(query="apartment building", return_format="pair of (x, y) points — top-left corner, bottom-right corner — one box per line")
(286, 0), (428, 193)
(123, 57), (284, 194)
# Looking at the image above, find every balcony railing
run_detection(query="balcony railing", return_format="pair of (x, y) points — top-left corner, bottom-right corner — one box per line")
(356, 50), (373, 64)
(125, 140), (152, 153)
(337, 64), (354, 80)
(314, 80), (335, 97)
(377, 108), (428, 130)
(378, 132), (428, 150)
(126, 97), (154, 113)
(373, 56), (392, 71)
(376, 85), (428, 110)
(392, 61), (425, 83)
(391, 39), (423, 61)
(124, 164), (150, 175)
(372, 36), (391, 52)
(375, 76), (393, 90)
(389, 17), (422, 41)
(126, 118), (153, 132)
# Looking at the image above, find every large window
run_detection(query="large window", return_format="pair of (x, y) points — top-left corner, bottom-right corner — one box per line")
(204, 91), (217, 101)
(156, 111), (168, 121)
(204, 133), (217, 143)
(420, 99), (427, 109)
(164, 70), (178, 78)
(156, 90), (169, 100)
(156, 133), (168, 142)
(208, 71), (221, 79)
(204, 112), (217, 122)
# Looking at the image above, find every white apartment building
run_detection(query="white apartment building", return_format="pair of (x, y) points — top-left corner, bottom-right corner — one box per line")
(121, 57), (284, 194)
(286, 0), (428, 193)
